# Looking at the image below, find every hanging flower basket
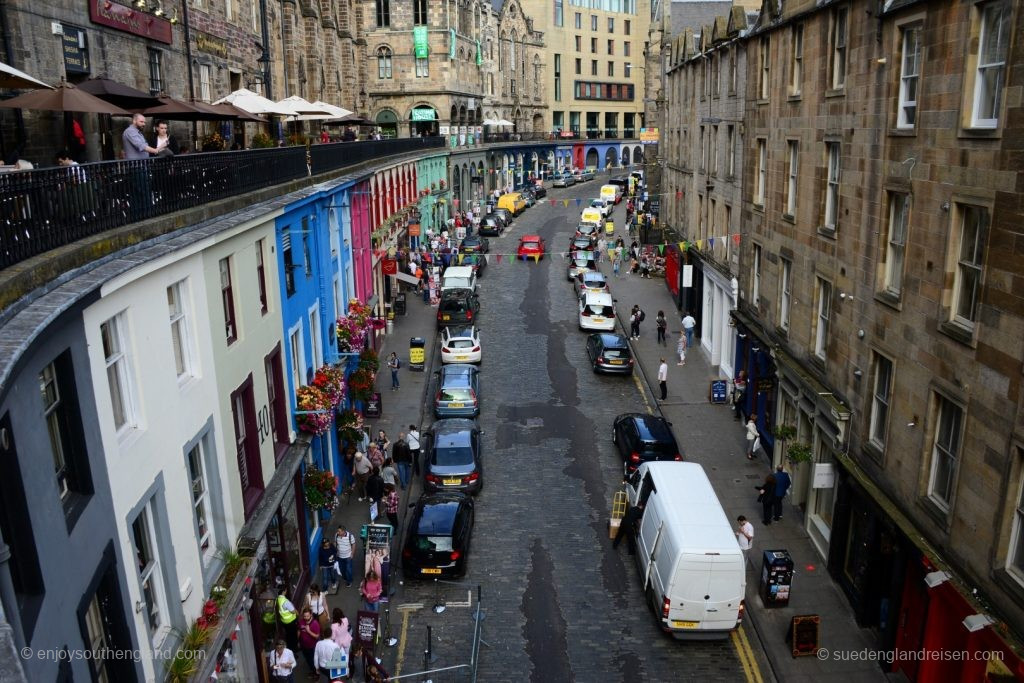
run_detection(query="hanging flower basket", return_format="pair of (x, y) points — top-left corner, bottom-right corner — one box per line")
(348, 368), (375, 402)
(295, 385), (333, 435)
(312, 364), (346, 407)
(336, 408), (365, 445)
(335, 299), (373, 352)
(359, 348), (381, 374)
(439, 179), (447, 189)
(303, 467), (339, 511)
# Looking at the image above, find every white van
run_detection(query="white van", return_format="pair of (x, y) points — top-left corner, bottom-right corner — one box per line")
(441, 266), (478, 294)
(624, 462), (746, 640)
(600, 184), (621, 204)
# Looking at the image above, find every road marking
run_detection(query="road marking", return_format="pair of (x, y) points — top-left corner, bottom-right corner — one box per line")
(731, 624), (764, 683)
(633, 373), (653, 414)
(394, 605), (413, 678)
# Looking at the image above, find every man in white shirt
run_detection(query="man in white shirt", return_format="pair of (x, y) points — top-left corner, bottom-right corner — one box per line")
(407, 424), (421, 475)
(267, 640), (296, 681)
(736, 515), (754, 553)
(657, 358), (668, 400)
(681, 312), (696, 349)
(314, 629), (347, 681)
(334, 524), (357, 588)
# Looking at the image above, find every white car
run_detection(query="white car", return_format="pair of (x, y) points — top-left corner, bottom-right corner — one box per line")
(574, 270), (610, 296)
(440, 325), (482, 364)
(590, 198), (611, 218)
(578, 291), (616, 331)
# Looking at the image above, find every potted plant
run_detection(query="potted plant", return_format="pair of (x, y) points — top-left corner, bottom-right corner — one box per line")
(336, 409), (365, 446)
(773, 424), (797, 463)
(348, 368), (375, 402)
(251, 131), (275, 148)
(295, 385), (333, 435)
(201, 131), (225, 152)
(358, 348), (380, 374)
(303, 466), (339, 511)
(786, 442), (813, 465)
(312, 365), (346, 408)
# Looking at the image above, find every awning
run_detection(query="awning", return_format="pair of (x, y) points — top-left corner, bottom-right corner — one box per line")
(0, 60), (51, 90)
(236, 435), (311, 554)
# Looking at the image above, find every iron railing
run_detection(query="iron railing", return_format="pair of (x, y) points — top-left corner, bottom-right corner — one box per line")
(482, 129), (638, 143)
(0, 134), (642, 270)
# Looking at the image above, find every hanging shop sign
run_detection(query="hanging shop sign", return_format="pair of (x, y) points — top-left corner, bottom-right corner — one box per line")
(411, 108), (436, 121)
(195, 30), (228, 59)
(639, 127), (660, 145)
(61, 25), (90, 74)
(89, 0), (173, 44)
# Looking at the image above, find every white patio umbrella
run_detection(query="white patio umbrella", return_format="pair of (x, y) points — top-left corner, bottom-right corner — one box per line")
(0, 60), (52, 90)
(213, 88), (292, 115)
(482, 118), (501, 125)
(496, 119), (514, 126)
(276, 95), (333, 117)
(300, 100), (353, 121)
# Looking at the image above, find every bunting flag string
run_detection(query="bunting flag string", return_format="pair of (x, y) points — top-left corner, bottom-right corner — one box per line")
(575, 198), (582, 207)
(562, 199), (570, 207)
(414, 235), (741, 263)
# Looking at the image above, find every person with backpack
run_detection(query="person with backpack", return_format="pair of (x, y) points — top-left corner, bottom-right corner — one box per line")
(629, 305), (645, 339)
(387, 352), (400, 390)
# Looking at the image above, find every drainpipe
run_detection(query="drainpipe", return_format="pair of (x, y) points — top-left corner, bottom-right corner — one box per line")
(0, 0), (26, 158)
(180, 0), (198, 147)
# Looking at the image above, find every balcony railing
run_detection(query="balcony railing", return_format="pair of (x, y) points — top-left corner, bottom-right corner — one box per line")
(0, 133), (646, 271)
(482, 129), (639, 143)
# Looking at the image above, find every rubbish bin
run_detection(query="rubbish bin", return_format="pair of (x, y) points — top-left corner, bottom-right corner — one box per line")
(409, 337), (426, 371)
(394, 294), (407, 316)
(760, 549), (794, 608)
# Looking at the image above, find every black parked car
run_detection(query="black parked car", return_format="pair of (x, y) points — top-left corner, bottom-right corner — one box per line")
(423, 419), (483, 494)
(460, 235), (489, 254)
(586, 334), (634, 375)
(437, 289), (480, 328)
(532, 184), (547, 198)
(612, 413), (683, 473)
(492, 208), (513, 227)
(401, 492), (475, 579)
(478, 216), (502, 236)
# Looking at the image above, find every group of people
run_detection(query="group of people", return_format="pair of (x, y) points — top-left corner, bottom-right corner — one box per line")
(267, 583), (351, 682)
(121, 114), (181, 160)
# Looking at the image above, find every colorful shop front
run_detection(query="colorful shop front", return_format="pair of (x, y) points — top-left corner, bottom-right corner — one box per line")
(367, 160), (423, 323)
(417, 154), (450, 243)
(449, 149), (487, 211)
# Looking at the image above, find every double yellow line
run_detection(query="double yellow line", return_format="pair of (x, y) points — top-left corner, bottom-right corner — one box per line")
(731, 624), (765, 683)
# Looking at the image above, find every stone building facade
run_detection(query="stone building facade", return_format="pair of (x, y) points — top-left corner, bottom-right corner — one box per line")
(662, 6), (752, 376)
(716, 0), (1024, 675)
(481, 0), (547, 133)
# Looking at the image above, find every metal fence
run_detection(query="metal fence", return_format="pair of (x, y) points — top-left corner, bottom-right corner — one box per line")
(482, 129), (638, 144)
(0, 137), (444, 271)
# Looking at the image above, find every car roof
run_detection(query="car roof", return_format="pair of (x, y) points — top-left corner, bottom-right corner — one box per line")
(444, 266), (475, 277)
(433, 426), (474, 448)
(582, 271), (606, 281)
(440, 364), (477, 384)
(582, 291), (613, 305)
(593, 333), (629, 347)
(619, 413), (675, 442)
(520, 234), (541, 241)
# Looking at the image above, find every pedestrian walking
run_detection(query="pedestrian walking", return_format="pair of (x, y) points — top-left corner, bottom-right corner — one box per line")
(304, 583), (331, 634)
(380, 457), (398, 490)
(359, 570), (382, 612)
(334, 526), (357, 588)
(676, 331), (687, 366)
(268, 640), (297, 682)
(681, 311), (696, 349)
(629, 305), (644, 339)
(612, 248), (621, 277)
(736, 516), (754, 553)
(773, 465), (792, 521)
(640, 254), (651, 278)
(317, 538), (337, 592)
(352, 452), (370, 501)
(392, 433), (412, 489)
(365, 466), (385, 506)
(656, 310), (667, 345)
(657, 358), (668, 400)
(745, 415), (760, 460)
(733, 370), (748, 420)
(387, 352), (400, 390)
(612, 503), (643, 555)
(757, 472), (777, 525)
(375, 429), (391, 455)
(407, 425), (421, 476)
(383, 483), (400, 529)
(597, 236), (607, 263)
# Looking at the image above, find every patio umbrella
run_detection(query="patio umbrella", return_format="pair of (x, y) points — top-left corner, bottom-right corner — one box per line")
(214, 88), (292, 116)
(335, 113), (375, 126)
(297, 100), (352, 121)
(482, 118), (501, 125)
(77, 76), (158, 110)
(190, 100), (265, 122)
(277, 95), (333, 117)
(496, 119), (514, 126)
(0, 60), (51, 90)
(0, 81), (130, 114)
(142, 94), (223, 120)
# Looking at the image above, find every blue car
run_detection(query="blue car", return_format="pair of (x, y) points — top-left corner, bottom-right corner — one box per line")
(434, 364), (481, 418)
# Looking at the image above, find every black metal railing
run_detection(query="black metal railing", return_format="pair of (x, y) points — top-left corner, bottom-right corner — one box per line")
(482, 129), (640, 143)
(0, 133), (632, 271)
(309, 136), (444, 175)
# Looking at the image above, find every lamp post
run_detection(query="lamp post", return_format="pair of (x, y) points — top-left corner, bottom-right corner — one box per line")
(257, 0), (273, 99)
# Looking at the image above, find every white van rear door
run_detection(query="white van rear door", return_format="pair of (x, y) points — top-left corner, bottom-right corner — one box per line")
(667, 554), (714, 626)
(701, 555), (745, 630)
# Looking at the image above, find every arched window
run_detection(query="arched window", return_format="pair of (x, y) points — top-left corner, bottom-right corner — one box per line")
(510, 31), (517, 67)
(487, 73), (494, 95)
(377, 46), (392, 79)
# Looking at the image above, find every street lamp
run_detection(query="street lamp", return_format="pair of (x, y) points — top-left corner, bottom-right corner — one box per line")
(257, 52), (272, 99)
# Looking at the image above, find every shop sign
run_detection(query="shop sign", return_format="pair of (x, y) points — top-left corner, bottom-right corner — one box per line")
(88, 0), (173, 44)
(61, 25), (90, 74)
(812, 463), (835, 489)
(413, 26), (429, 58)
(195, 30), (228, 59)
(439, 125), (450, 135)
(639, 127), (660, 144)
(412, 108), (436, 121)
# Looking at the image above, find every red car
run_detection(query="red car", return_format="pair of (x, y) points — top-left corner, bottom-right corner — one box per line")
(517, 235), (546, 261)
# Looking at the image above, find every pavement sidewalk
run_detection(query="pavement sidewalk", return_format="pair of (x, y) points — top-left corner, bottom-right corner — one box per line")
(608, 265), (888, 682)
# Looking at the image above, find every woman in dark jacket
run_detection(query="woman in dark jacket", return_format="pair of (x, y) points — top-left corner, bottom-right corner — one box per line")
(758, 473), (776, 525)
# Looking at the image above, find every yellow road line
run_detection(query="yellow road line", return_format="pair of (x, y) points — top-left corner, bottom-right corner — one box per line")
(393, 606), (412, 678)
(633, 373), (653, 414)
(731, 624), (764, 683)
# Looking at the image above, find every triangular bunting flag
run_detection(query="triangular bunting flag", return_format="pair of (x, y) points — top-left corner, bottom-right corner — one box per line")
(458, 254), (465, 264)
(496, 253), (502, 263)
(732, 234), (741, 246)
(563, 199), (570, 207)
(708, 237), (715, 249)
(658, 244), (665, 255)
(676, 191), (682, 200)
(453, 199), (460, 208)
(575, 198), (582, 207)
(697, 240), (703, 250)
(678, 241), (686, 251)
(550, 199), (556, 207)
(533, 253), (539, 263)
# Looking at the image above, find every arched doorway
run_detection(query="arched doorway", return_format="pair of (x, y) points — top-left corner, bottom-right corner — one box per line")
(585, 148), (599, 169)
(410, 105), (438, 137)
(451, 166), (462, 203)
(461, 165), (469, 205)
(633, 146), (643, 166)
(622, 147), (631, 166)
(375, 110), (398, 138)
(604, 148), (618, 170)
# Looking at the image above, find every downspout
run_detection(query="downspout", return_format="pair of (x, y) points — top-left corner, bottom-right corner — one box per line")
(0, 0), (26, 156)
(259, 0), (273, 99)
(180, 0), (198, 148)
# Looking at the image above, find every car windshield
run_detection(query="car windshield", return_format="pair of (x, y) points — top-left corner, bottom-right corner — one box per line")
(521, 241), (539, 249)
(440, 387), (473, 401)
(591, 200), (603, 207)
(643, 441), (677, 454)
(603, 348), (629, 359)
(573, 258), (592, 267)
(448, 339), (475, 349)
(577, 224), (596, 233)
(441, 299), (469, 313)
(433, 446), (475, 466)
(586, 304), (614, 316)
(414, 535), (453, 552)
(444, 277), (472, 289)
